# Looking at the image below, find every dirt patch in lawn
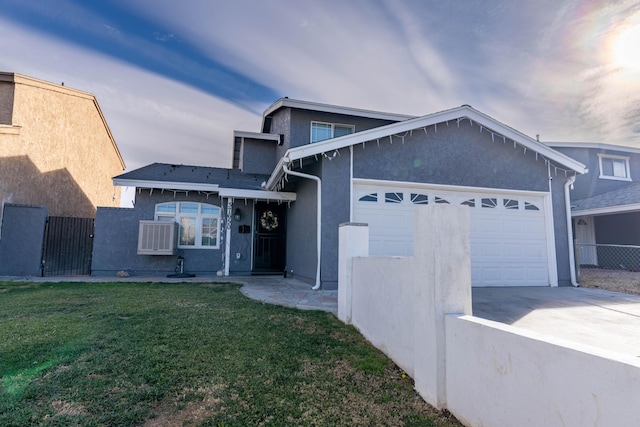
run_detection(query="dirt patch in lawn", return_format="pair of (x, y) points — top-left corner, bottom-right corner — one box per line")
(579, 268), (640, 295)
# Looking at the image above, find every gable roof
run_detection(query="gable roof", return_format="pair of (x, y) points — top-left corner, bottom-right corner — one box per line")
(261, 98), (415, 132)
(266, 104), (588, 190)
(571, 181), (640, 216)
(113, 163), (296, 201)
(1, 71), (126, 170)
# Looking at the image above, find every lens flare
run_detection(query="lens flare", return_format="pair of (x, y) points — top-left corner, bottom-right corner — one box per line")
(614, 24), (640, 69)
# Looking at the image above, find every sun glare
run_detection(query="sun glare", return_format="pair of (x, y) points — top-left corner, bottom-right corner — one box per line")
(614, 24), (640, 69)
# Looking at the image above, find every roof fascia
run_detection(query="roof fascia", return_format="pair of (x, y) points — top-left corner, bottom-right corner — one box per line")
(547, 142), (640, 155)
(218, 188), (296, 201)
(262, 98), (415, 125)
(572, 203), (640, 217)
(113, 178), (220, 192)
(233, 130), (280, 141)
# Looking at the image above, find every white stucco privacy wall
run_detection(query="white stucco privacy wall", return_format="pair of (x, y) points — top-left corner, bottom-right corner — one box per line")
(339, 204), (640, 426)
(338, 205), (472, 408)
(445, 314), (640, 427)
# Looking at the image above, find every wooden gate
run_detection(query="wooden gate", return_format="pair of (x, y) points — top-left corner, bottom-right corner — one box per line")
(42, 216), (94, 276)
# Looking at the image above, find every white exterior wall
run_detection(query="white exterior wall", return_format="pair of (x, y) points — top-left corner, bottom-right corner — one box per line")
(339, 203), (640, 426)
(446, 315), (640, 427)
(339, 204), (472, 408)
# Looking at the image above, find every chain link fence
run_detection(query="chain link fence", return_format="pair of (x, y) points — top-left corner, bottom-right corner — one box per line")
(576, 243), (640, 294)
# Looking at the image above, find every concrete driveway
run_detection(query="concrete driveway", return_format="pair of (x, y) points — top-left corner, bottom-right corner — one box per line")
(472, 286), (640, 358)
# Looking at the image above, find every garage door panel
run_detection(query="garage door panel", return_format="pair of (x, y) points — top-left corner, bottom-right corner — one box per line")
(354, 184), (551, 287)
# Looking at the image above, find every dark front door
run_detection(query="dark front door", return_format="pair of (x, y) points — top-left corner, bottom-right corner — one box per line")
(253, 202), (286, 273)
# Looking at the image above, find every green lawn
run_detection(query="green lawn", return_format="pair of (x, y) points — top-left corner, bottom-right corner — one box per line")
(0, 281), (460, 426)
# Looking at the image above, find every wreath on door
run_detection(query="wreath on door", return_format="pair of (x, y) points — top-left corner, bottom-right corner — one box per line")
(260, 210), (279, 231)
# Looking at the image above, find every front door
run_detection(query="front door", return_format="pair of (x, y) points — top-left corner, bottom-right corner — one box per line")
(253, 202), (286, 273)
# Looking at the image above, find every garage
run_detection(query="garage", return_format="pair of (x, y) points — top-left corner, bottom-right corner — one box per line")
(353, 182), (555, 287)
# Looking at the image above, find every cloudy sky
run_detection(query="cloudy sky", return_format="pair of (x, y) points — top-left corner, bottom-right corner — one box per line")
(2, 0), (640, 174)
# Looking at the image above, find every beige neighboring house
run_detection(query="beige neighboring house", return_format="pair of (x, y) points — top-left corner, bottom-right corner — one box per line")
(0, 71), (125, 218)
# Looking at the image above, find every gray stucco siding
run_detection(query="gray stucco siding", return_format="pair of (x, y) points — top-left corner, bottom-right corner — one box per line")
(595, 212), (640, 245)
(319, 151), (352, 290)
(283, 161), (320, 285)
(555, 146), (640, 200)
(353, 120), (550, 191)
(92, 192), (226, 277)
(241, 138), (277, 175)
(0, 204), (47, 276)
(270, 107), (398, 160)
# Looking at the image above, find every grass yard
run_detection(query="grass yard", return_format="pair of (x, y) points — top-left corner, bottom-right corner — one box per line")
(0, 281), (459, 426)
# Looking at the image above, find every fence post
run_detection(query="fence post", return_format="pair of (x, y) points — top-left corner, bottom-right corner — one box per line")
(574, 239), (581, 282)
(412, 205), (472, 409)
(338, 223), (369, 324)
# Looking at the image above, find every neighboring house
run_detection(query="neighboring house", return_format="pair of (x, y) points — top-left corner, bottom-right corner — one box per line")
(547, 142), (640, 270)
(0, 72), (125, 216)
(98, 98), (587, 289)
(0, 72), (125, 276)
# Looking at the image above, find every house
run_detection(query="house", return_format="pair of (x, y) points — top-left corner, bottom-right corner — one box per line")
(0, 72), (126, 217)
(547, 142), (640, 270)
(96, 98), (587, 288)
(0, 72), (125, 276)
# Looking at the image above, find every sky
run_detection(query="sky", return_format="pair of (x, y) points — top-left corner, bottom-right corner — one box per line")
(2, 0), (640, 176)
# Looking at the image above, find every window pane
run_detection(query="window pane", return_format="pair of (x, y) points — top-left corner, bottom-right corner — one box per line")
(179, 217), (196, 245)
(201, 218), (218, 246)
(385, 192), (403, 203)
(334, 125), (354, 138)
(180, 203), (198, 214)
(157, 215), (175, 222)
(613, 159), (627, 177)
(201, 205), (220, 215)
(311, 122), (332, 143)
(156, 203), (176, 214)
(601, 158), (614, 176)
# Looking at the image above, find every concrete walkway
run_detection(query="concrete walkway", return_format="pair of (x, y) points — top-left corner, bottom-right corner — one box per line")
(0, 274), (338, 315)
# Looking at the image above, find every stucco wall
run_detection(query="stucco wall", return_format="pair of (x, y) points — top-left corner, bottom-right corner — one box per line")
(0, 74), (124, 217)
(0, 204), (48, 276)
(353, 120), (549, 191)
(269, 107), (398, 160)
(284, 162), (320, 284)
(240, 138), (277, 175)
(92, 192), (227, 276)
(446, 315), (640, 427)
(555, 146), (640, 200)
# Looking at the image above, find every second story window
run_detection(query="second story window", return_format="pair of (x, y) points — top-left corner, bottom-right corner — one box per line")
(598, 153), (631, 181)
(311, 121), (354, 143)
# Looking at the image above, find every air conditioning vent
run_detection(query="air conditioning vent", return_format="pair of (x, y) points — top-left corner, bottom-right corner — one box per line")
(137, 221), (177, 255)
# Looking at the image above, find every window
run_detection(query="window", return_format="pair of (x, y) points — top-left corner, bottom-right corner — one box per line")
(311, 121), (354, 143)
(598, 154), (631, 181)
(155, 202), (221, 249)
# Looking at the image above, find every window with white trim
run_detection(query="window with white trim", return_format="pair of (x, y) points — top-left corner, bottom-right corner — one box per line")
(598, 153), (631, 181)
(155, 202), (221, 249)
(311, 121), (354, 143)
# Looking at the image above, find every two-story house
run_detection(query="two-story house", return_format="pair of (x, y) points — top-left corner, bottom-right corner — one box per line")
(548, 142), (640, 270)
(94, 98), (587, 289)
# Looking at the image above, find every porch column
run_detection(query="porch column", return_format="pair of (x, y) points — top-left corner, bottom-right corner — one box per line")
(224, 197), (233, 276)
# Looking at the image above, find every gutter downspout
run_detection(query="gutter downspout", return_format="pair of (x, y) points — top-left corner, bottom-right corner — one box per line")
(282, 159), (322, 290)
(564, 175), (579, 287)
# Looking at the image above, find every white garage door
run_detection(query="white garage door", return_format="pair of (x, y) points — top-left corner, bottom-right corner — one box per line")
(353, 183), (552, 287)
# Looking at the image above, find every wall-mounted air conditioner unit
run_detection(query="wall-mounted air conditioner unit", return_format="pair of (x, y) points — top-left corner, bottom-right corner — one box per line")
(137, 221), (178, 255)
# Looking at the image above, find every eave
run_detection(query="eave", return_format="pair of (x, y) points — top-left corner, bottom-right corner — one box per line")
(572, 203), (640, 217)
(113, 178), (220, 192)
